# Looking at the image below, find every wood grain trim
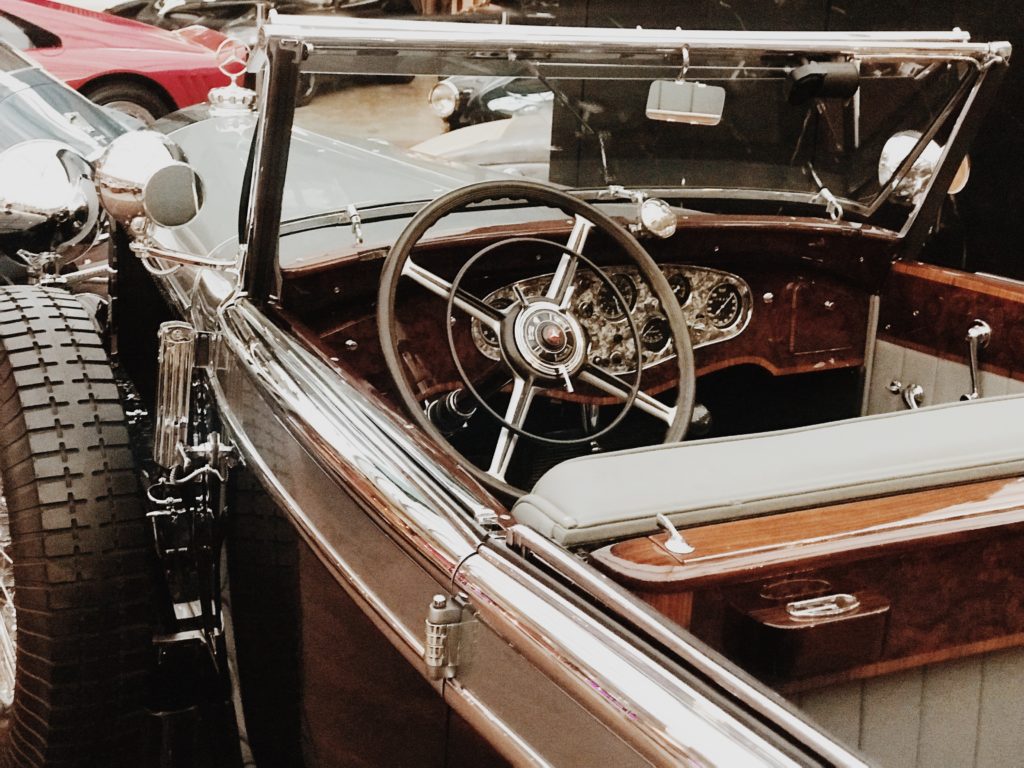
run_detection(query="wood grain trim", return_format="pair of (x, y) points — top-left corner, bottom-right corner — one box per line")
(591, 477), (1024, 590)
(878, 260), (1024, 381)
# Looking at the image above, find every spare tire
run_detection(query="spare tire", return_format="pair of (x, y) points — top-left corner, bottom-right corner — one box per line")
(0, 286), (154, 767)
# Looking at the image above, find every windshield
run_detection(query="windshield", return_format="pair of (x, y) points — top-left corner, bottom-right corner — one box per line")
(285, 49), (980, 224)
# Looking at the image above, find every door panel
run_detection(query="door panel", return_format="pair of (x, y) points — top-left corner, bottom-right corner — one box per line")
(793, 646), (1024, 768)
(867, 261), (1024, 413)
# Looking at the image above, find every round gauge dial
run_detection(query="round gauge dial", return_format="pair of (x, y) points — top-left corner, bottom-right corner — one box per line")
(668, 273), (691, 305)
(479, 296), (513, 346)
(597, 274), (637, 319)
(707, 283), (742, 329)
(640, 316), (671, 352)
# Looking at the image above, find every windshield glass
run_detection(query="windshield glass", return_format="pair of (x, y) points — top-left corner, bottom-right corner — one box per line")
(286, 51), (977, 223)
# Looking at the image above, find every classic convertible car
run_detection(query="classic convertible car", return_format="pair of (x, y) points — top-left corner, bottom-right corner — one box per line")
(0, 14), (1018, 768)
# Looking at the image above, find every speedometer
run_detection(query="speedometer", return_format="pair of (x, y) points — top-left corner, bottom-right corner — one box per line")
(707, 283), (742, 329)
(597, 274), (637, 319)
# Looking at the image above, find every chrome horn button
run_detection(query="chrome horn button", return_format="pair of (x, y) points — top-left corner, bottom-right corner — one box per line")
(511, 302), (588, 378)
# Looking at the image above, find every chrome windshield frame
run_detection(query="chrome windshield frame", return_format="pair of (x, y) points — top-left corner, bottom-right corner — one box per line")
(239, 16), (1011, 304)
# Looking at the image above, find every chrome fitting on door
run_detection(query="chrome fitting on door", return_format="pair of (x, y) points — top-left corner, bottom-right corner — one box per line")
(425, 594), (472, 681)
(961, 319), (991, 401)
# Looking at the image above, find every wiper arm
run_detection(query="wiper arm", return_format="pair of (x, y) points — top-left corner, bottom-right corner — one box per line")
(806, 163), (844, 221)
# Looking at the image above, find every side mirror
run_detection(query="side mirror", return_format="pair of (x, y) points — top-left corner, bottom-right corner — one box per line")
(646, 80), (725, 126)
(0, 140), (99, 251)
(95, 130), (204, 227)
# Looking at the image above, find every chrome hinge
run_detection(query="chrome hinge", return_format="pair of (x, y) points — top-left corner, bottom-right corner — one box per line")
(424, 593), (473, 681)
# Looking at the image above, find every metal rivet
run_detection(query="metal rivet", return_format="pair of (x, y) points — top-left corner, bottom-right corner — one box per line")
(431, 595), (447, 609)
(762, 292), (774, 305)
(345, 339), (358, 351)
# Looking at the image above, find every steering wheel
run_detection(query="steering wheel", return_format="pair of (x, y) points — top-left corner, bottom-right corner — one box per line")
(378, 180), (695, 498)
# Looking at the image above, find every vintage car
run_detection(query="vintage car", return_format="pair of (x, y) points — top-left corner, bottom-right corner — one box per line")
(0, 0), (231, 124)
(0, 38), (134, 286)
(0, 14), (1018, 768)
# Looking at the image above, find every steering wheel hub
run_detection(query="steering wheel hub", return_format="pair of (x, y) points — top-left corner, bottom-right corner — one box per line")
(510, 302), (587, 379)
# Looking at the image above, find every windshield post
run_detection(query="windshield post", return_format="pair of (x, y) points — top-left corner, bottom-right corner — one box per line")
(899, 58), (1009, 260)
(242, 36), (303, 308)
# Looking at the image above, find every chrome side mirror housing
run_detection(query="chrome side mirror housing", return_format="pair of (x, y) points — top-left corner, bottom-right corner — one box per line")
(0, 140), (99, 251)
(94, 130), (204, 227)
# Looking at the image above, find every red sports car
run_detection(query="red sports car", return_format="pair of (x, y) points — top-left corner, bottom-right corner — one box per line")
(0, 0), (229, 123)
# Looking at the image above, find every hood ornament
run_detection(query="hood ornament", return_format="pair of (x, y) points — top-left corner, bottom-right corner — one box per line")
(208, 39), (256, 116)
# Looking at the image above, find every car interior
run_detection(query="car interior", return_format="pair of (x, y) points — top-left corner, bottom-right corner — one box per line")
(154, 43), (1023, 762)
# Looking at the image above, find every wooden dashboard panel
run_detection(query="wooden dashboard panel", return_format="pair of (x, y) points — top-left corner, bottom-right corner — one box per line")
(281, 215), (895, 400)
(591, 477), (1024, 691)
(880, 260), (1024, 381)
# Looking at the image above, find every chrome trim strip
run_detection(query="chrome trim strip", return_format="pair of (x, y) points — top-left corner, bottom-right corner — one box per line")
(206, 298), (813, 765)
(505, 525), (869, 768)
(264, 15), (1007, 59)
(457, 546), (806, 768)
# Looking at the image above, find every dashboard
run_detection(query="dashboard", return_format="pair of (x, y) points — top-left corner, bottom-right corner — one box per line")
(470, 265), (753, 375)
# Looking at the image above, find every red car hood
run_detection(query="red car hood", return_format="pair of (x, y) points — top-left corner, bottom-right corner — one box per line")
(9, 0), (227, 88)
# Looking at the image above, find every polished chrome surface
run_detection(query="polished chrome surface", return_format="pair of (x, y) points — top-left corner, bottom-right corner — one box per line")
(95, 131), (192, 224)
(962, 319), (992, 401)
(265, 15), (1004, 60)
(504, 525), (869, 767)
(459, 544), (803, 767)
(154, 322), (196, 471)
(208, 39), (256, 117)
(0, 503), (15, 709)
(656, 512), (695, 555)
(902, 382), (925, 410)
(472, 265), (752, 373)
(786, 593), (861, 620)
(0, 140), (98, 249)
(187, 290), (796, 764)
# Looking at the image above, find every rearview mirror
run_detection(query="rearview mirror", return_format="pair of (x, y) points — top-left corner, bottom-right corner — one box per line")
(646, 80), (725, 126)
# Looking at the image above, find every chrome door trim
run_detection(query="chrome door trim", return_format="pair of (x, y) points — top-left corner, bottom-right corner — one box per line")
(203, 297), (814, 766)
(506, 525), (868, 767)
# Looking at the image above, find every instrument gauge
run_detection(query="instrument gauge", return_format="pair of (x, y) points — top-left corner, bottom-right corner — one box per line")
(668, 273), (691, 305)
(597, 274), (637, 319)
(480, 297), (512, 346)
(641, 316), (671, 352)
(707, 283), (742, 329)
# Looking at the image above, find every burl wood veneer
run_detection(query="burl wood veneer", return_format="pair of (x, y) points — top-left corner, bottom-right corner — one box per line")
(592, 477), (1024, 691)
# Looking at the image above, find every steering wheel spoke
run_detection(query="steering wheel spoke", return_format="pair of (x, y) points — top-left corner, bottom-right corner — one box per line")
(545, 214), (594, 306)
(578, 364), (677, 424)
(487, 375), (536, 481)
(402, 259), (503, 332)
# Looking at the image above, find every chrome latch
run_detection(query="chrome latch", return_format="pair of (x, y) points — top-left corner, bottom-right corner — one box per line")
(961, 319), (992, 401)
(424, 594), (472, 680)
(786, 593), (860, 621)
(656, 513), (695, 555)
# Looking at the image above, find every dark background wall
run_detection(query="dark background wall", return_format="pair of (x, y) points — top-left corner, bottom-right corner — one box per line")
(534, 0), (1022, 278)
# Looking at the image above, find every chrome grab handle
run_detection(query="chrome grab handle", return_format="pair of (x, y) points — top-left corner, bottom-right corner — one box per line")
(961, 319), (991, 401)
(889, 379), (923, 409)
(785, 593), (860, 621)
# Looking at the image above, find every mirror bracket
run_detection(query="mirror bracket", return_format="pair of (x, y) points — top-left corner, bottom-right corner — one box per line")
(128, 218), (236, 272)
